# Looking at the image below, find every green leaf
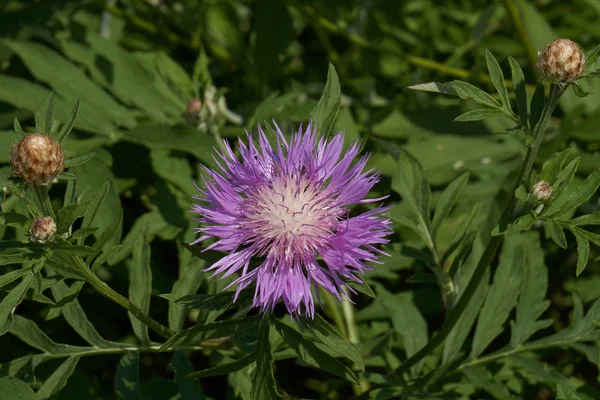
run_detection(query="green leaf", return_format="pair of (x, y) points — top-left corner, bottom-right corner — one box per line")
(272, 318), (357, 383)
(471, 234), (523, 357)
(462, 365), (511, 400)
(128, 230), (152, 344)
(0, 268), (34, 289)
(378, 288), (428, 374)
(115, 352), (142, 400)
(56, 201), (90, 234)
(510, 233), (552, 346)
(544, 219), (568, 249)
(48, 243), (98, 257)
(13, 117), (25, 138)
(57, 99), (80, 142)
(34, 92), (53, 135)
(548, 169), (600, 217)
(81, 181), (111, 232)
(161, 316), (262, 350)
(570, 211), (600, 226)
(9, 315), (86, 354)
(162, 288), (253, 312)
(453, 108), (507, 122)
(252, 321), (280, 400)
(573, 230), (590, 276)
(446, 80), (502, 109)
(544, 158), (580, 215)
(188, 353), (256, 378)
(63, 152), (96, 169)
(302, 314), (364, 371)
(0, 273), (33, 335)
(309, 63), (341, 136)
(431, 172), (469, 237)
(540, 148), (573, 183)
(557, 383), (584, 400)
(485, 49), (511, 112)
(170, 352), (207, 399)
(166, 258), (205, 332)
(0, 377), (37, 400)
(509, 56), (528, 129)
(529, 83), (546, 130)
(36, 356), (79, 399)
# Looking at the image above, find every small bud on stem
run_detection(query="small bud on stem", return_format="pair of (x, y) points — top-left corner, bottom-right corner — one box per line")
(537, 38), (585, 84)
(30, 216), (57, 243)
(533, 180), (553, 202)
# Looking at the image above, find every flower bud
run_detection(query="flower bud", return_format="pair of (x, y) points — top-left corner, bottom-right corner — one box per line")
(536, 38), (585, 84)
(30, 216), (57, 243)
(10, 133), (64, 186)
(185, 98), (202, 122)
(533, 180), (553, 202)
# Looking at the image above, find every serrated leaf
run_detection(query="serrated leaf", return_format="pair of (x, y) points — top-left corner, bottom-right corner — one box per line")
(161, 316), (262, 350)
(509, 56), (528, 128)
(170, 352), (207, 400)
(485, 49), (510, 113)
(36, 356), (79, 399)
(378, 288), (427, 374)
(454, 108), (507, 122)
(510, 233), (552, 346)
(57, 99), (80, 142)
(115, 352), (142, 400)
(0, 273), (33, 335)
(309, 63), (341, 137)
(128, 230), (152, 344)
(544, 219), (568, 248)
(302, 314), (364, 371)
(252, 321), (280, 400)
(471, 234), (523, 357)
(431, 172), (469, 236)
(272, 318), (357, 383)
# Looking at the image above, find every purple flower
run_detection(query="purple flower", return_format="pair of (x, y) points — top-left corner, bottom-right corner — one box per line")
(192, 122), (392, 317)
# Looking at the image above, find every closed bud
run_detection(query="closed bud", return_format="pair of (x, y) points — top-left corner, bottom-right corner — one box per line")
(10, 133), (64, 186)
(537, 38), (585, 84)
(30, 216), (57, 243)
(533, 180), (553, 202)
(185, 98), (202, 122)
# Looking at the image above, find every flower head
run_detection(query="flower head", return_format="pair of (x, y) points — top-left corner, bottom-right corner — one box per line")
(11, 133), (64, 186)
(30, 216), (57, 243)
(192, 123), (391, 317)
(533, 180), (553, 202)
(536, 38), (585, 84)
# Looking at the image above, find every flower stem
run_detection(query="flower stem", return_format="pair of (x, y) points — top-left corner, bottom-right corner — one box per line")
(34, 185), (55, 219)
(390, 83), (565, 378)
(342, 291), (370, 395)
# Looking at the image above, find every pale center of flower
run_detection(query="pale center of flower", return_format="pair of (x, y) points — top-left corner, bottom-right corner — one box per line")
(244, 175), (338, 258)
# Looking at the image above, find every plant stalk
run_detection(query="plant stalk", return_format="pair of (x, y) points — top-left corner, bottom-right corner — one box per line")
(390, 83), (565, 378)
(34, 185), (55, 219)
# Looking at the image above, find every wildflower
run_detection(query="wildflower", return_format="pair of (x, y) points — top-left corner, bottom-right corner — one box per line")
(30, 216), (57, 243)
(537, 38), (585, 84)
(533, 180), (553, 202)
(191, 123), (392, 317)
(10, 133), (64, 186)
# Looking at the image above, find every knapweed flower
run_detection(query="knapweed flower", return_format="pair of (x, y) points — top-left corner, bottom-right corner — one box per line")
(11, 133), (64, 186)
(192, 123), (392, 317)
(537, 38), (585, 84)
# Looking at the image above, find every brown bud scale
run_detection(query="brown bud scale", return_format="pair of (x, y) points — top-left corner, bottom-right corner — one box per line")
(537, 38), (585, 84)
(10, 133), (64, 186)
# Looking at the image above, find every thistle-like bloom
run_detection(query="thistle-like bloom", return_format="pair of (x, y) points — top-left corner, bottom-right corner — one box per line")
(192, 123), (392, 317)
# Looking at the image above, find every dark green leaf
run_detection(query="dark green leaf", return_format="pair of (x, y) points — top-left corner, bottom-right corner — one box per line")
(529, 83), (546, 130)
(57, 100), (80, 142)
(188, 353), (256, 378)
(170, 352), (207, 399)
(548, 169), (600, 217)
(544, 219), (567, 249)
(0, 377), (37, 400)
(63, 152), (96, 169)
(0, 273), (33, 335)
(485, 50), (510, 112)
(37, 356), (79, 399)
(309, 63), (341, 137)
(161, 288), (253, 312)
(252, 321), (280, 400)
(431, 172), (469, 236)
(128, 230), (152, 344)
(56, 201), (90, 234)
(34, 92), (53, 134)
(509, 56), (528, 128)
(557, 383), (584, 400)
(13, 117), (25, 138)
(573, 230), (590, 276)
(115, 352), (142, 400)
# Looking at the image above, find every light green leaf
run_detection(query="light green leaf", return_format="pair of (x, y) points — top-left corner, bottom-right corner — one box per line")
(309, 63), (341, 137)
(510, 233), (552, 346)
(63, 152), (96, 169)
(485, 49), (511, 113)
(557, 383), (584, 400)
(128, 230), (152, 344)
(36, 356), (79, 399)
(378, 288), (428, 374)
(115, 352), (142, 400)
(471, 234), (523, 357)
(544, 219), (568, 249)
(454, 108), (508, 122)
(431, 172), (469, 236)
(446, 80), (502, 109)
(548, 169), (600, 217)
(252, 322), (280, 400)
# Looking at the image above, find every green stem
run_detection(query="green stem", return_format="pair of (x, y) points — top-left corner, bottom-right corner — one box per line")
(34, 185), (55, 219)
(70, 255), (176, 340)
(389, 84), (565, 378)
(342, 291), (370, 395)
(322, 289), (348, 339)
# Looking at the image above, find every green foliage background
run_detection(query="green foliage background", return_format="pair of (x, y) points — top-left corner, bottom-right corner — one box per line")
(1, 0), (600, 399)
